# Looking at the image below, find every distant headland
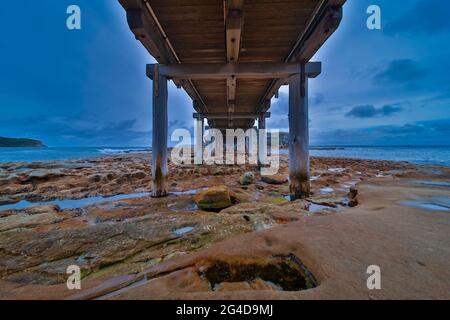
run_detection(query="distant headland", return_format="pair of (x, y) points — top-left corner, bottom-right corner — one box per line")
(0, 137), (46, 147)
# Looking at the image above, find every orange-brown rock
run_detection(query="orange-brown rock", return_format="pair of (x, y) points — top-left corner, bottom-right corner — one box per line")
(193, 186), (235, 211)
(262, 175), (288, 185)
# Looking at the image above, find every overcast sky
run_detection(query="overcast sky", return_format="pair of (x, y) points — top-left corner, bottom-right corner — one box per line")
(0, 0), (449, 146)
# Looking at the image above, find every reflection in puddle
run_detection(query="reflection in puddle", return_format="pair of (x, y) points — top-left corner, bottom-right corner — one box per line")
(401, 200), (450, 212)
(171, 188), (207, 196)
(173, 226), (194, 236)
(328, 168), (345, 173)
(319, 187), (334, 194)
(168, 202), (198, 212)
(307, 203), (334, 213)
(0, 187), (207, 212)
(413, 180), (450, 188)
(0, 192), (152, 211)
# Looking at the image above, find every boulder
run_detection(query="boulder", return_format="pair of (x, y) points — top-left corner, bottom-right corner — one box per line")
(261, 175), (288, 185)
(348, 187), (359, 207)
(239, 172), (255, 185)
(194, 186), (234, 211)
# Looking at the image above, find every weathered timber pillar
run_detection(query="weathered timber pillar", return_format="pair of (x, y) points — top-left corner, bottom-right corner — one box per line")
(150, 65), (168, 197)
(289, 64), (309, 200)
(194, 112), (204, 165)
(258, 113), (266, 168)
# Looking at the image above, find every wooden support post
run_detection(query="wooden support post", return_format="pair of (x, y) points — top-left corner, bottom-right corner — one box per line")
(258, 113), (266, 168)
(151, 65), (168, 197)
(227, 77), (236, 127)
(289, 65), (310, 200)
(194, 113), (204, 165)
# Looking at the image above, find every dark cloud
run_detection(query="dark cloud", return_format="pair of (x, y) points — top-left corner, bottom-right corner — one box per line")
(373, 59), (426, 85)
(345, 104), (402, 118)
(311, 93), (325, 106)
(386, 0), (450, 36)
(0, 117), (150, 147)
(169, 120), (188, 130)
(312, 119), (450, 146)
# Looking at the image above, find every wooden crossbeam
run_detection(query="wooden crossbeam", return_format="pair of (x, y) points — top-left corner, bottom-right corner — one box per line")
(194, 112), (270, 120)
(226, 9), (244, 63)
(256, 4), (343, 114)
(120, 0), (208, 113)
(225, 0), (244, 127)
(146, 62), (321, 80)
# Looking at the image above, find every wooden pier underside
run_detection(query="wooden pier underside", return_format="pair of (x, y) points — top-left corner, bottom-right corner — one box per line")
(119, 0), (344, 130)
(119, 0), (345, 198)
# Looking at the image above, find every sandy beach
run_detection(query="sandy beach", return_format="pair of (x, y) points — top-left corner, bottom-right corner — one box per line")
(0, 153), (449, 299)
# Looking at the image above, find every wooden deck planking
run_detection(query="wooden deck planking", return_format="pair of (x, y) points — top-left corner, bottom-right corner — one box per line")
(119, 0), (344, 129)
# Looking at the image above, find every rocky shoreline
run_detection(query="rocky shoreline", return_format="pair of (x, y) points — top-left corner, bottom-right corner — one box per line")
(0, 153), (449, 299)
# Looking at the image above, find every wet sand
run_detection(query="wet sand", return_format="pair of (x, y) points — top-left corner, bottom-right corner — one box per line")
(0, 153), (449, 299)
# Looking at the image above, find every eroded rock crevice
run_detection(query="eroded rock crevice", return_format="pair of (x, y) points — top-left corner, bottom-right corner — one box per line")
(198, 254), (318, 292)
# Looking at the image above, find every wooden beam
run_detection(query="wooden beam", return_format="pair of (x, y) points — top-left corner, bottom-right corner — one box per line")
(256, 62), (321, 114)
(225, 0), (244, 128)
(119, 0), (208, 113)
(151, 66), (168, 198)
(294, 5), (344, 62)
(125, 8), (174, 64)
(194, 112), (270, 120)
(147, 62), (319, 80)
(256, 3), (343, 114)
(226, 9), (244, 63)
(289, 66), (310, 200)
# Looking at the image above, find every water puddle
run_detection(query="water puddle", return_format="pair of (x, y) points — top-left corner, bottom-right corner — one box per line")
(413, 180), (450, 188)
(172, 226), (194, 236)
(0, 192), (152, 211)
(171, 188), (207, 196)
(401, 199), (450, 212)
(0, 187), (208, 212)
(319, 187), (334, 194)
(307, 203), (334, 213)
(167, 202), (198, 212)
(328, 168), (345, 173)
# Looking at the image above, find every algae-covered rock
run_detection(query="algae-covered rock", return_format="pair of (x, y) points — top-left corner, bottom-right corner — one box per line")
(221, 202), (271, 215)
(239, 172), (255, 185)
(194, 186), (234, 211)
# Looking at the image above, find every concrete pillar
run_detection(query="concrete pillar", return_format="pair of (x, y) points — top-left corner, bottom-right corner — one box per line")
(289, 65), (309, 200)
(151, 66), (168, 197)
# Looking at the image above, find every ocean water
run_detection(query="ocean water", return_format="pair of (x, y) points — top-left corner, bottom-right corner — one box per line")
(0, 146), (449, 167)
(0, 147), (150, 163)
(309, 146), (450, 167)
